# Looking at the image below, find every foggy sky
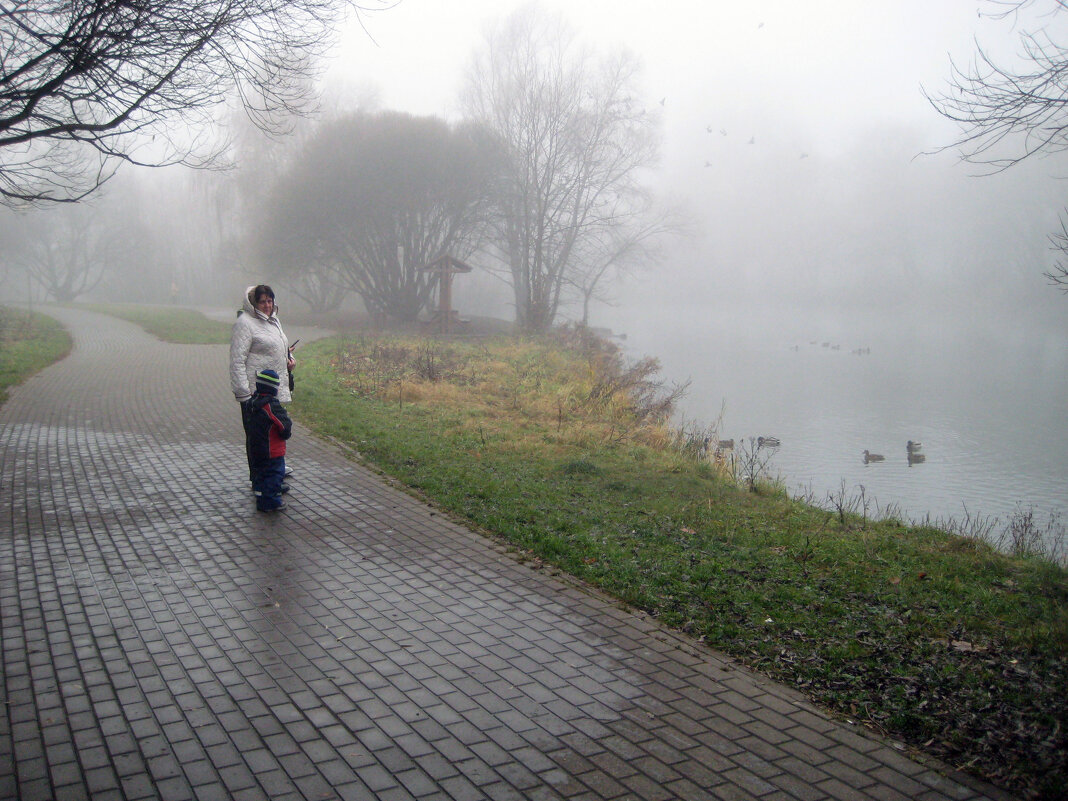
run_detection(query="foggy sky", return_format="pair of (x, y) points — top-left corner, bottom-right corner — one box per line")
(324, 0), (1068, 333)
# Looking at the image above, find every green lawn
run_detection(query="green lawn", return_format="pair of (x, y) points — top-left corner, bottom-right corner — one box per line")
(78, 302), (232, 344)
(0, 306), (72, 404)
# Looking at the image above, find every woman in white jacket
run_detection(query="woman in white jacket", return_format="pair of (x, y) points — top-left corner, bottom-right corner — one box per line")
(230, 285), (295, 482)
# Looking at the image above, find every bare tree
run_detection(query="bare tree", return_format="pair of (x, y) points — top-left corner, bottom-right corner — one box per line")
(1047, 215), (1068, 291)
(567, 208), (680, 327)
(927, 0), (1068, 293)
(253, 112), (499, 321)
(0, 0), (385, 207)
(11, 203), (127, 301)
(927, 1), (1068, 171)
(461, 6), (663, 333)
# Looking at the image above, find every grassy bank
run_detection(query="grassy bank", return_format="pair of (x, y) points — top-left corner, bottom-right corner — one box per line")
(79, 303), (232, 344)
(0, 306), (72, 404)
(288, 329), (1067, 800)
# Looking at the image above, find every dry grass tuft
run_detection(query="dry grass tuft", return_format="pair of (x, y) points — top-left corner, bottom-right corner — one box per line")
(327, 329), (696, 458)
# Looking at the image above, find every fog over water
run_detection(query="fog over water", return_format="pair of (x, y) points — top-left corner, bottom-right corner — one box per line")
(603, 298), (1067, 536)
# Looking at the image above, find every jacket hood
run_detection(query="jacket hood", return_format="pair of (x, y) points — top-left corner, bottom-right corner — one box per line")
(243, 285), (279, 320)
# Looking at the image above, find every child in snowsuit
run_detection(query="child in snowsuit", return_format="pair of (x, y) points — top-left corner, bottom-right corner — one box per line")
(247, 369), (292, 512)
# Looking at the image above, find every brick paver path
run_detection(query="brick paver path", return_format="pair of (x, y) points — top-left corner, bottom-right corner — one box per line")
(1, 306), (1015, 801)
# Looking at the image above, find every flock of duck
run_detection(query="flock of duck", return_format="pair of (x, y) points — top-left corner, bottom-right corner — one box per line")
(710, 437), (926, 466)
(864, 441), (926, 466)
(708, 435), (779, 453)
(790, 342), (873, 355)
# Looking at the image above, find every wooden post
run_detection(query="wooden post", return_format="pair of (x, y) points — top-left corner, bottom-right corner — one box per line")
(439, 271), (453, 333)
(421, 256), (472, 334)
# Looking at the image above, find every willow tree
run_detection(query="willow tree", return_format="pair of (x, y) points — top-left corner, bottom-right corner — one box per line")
(461, 6), (662, 332)
(254, 112), (499, 322)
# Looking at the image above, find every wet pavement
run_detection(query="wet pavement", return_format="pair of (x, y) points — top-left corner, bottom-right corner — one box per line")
(0, 306), (1016, 800)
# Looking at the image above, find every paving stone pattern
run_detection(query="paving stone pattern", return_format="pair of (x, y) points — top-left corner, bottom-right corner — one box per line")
(0, 307), (1015, 801)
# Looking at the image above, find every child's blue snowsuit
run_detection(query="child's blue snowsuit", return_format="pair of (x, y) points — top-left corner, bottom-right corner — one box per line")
(247, 370), (292, 511)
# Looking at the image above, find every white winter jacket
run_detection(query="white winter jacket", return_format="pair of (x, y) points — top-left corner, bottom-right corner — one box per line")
(229, 286), (292, 403)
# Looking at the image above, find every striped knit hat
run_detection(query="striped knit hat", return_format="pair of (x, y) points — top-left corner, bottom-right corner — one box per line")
(255, 369), (280, 395)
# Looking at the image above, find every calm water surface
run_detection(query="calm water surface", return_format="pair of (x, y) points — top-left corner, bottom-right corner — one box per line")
(610, 307), (1067, 550)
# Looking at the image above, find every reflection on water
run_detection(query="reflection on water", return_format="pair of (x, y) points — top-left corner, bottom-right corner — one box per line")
(613, 307), (1067, 551)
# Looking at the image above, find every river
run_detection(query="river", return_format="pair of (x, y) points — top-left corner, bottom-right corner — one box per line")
(603, 302), (1068, 557)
